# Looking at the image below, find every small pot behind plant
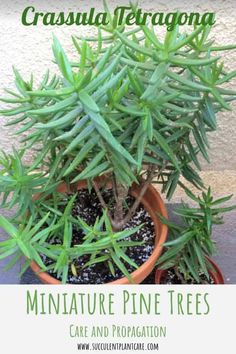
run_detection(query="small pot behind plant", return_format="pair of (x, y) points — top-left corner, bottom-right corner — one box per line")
(155, 257), (224, 284)
(31, 179), (168, 285)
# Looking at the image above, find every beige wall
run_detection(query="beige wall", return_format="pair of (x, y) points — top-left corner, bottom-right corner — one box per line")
(0, 0), (236, 198)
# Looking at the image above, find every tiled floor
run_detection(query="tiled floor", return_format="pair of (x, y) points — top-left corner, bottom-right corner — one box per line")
(0, 204), (235, 284)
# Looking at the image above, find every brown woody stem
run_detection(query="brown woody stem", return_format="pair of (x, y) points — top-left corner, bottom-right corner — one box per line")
(113, 182), (129, 226)
(92, 180), (109, 211)
(111, 165), (157, 230)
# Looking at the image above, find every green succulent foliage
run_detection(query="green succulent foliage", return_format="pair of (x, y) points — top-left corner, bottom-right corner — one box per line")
(0, 192), (143, 283)
(0, 149), (49, 217)
(0, 212), (57, 273)
(156, 187), (236, 283)
(0, 7), (236, 283)
(1, 18), (236, 205)
(43, 193), (143, 283)
(43, 209), (143, 284)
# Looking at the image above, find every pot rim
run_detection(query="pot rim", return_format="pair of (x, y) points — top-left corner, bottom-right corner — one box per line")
(155, 256), (224, 284)
(31, 179), (168, 285)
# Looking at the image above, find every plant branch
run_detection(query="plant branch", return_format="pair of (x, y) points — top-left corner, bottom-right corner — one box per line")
(92, 180), (109, 211)
(111, 164), (157, 230)
(112, 174), (119, 204)
(174, 266), (186, 284)
(113, 182), (129, 225)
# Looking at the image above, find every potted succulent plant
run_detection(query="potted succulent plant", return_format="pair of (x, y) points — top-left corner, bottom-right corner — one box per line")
(0, 6), (236, 284)
(155, 187), (236, 284)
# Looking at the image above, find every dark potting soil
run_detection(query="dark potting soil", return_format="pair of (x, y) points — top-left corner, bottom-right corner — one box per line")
(159, 268), (214, 285)
(43, 188), (155, 284)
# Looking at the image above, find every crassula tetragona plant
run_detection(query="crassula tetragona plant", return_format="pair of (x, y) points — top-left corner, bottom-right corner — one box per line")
(156, 187), (236, 283)
(0, 7), (236, 282)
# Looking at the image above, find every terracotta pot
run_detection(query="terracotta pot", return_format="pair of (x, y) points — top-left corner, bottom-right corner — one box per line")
(155, 257), (224, 284)
(30, 179), (168, 284)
